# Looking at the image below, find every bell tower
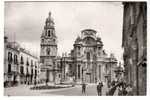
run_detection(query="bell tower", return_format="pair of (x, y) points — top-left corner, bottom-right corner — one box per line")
(40, 11), (57, 82)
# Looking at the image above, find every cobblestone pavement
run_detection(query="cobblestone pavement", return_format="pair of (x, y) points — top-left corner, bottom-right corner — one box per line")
(4, 83), (118, 96)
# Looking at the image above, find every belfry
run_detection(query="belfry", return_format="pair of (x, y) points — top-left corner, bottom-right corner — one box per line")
(40, 12), (58, 83)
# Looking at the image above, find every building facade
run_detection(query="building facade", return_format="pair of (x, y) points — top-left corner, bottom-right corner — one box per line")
(56, 54), (75, 84)
(4, 37), (20, 87)
(72, 29), (117, 84)
(40, 12), (59, 83)
(19, 48), (39, 85)
(4, 36), (40, 87)
(56, 29), (118, 85)
(122, 2), (147, 95)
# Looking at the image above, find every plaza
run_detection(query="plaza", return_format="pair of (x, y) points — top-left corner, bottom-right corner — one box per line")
(4, 1), (147, 96)
(4, 83), (117, 96)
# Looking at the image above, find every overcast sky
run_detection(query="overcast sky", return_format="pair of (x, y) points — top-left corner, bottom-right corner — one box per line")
(5, 1), (123, 62)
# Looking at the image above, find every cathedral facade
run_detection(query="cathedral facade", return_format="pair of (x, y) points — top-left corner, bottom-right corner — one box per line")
(72, 29), (117, 83)
(57, 29), (118, 84)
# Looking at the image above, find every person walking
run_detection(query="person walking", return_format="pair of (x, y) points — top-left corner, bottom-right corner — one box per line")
(118, 86), (123, 96)
(97, 81), (103, 96)
(82, 82), (87, 95)
(126, 84), (133, 96)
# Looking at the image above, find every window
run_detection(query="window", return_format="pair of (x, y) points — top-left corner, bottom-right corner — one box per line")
(82, 68), (84, 77)
(26, 58), (29, 66)
(87, 52), (90, 60)
(48, 30), (51, 37)
(105, 64), (108, 73)
(42, 39), (44, 43)
(78, 46), (81, 50)
(35, 62), (37, 68)
(8, 52), (12, 62)
(31, 69), (33, 75)
(8, 64), (11, 73)
(78, 65), (80, 79)
(47, 48), (50, 55)
(59, 74), (61, 78)
(14, 55), (18, 64)
(31, 60), (33, 66)
(99, 65), (101, 79)
(69, 64), (72, 73)
(98, 47), (101, 50)
(35, 70), (37, 76)
(21, 56), (24, 64)
(20, 66), (24, 74)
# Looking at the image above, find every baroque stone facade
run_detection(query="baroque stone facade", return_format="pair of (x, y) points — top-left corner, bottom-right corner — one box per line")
(122, 2), (147, 95)
(72, 29), (117, 84)
(57, 29), (118, 85)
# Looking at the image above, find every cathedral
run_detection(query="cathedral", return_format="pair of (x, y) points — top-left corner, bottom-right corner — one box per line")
(56, 29), (118, 84)
(71, 29), (117, 83)
(40, 12), (118, 84)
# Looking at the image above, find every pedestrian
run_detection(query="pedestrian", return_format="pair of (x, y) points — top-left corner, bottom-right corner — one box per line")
(122, 87), (127, 96)
(97, 81), (103, 96)
(118, 86), (123, 96)
(126, 84), (133, 96)
(82, 82), (87, 94)
(106, 81), (118, 96)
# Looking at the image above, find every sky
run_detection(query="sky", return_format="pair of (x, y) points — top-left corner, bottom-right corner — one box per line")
(5, 1), (123, 62)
